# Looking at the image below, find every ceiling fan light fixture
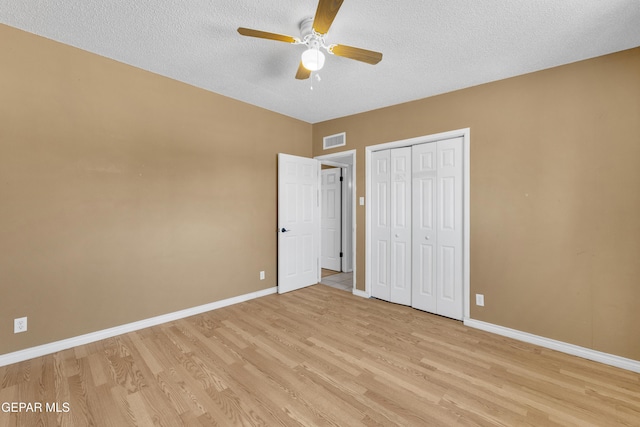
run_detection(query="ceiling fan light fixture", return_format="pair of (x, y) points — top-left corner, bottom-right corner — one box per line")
(301, 47), (325, 71)
(238, 0), (383, 80)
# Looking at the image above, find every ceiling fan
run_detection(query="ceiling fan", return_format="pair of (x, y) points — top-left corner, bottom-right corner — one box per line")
(237, 0), (383, 80)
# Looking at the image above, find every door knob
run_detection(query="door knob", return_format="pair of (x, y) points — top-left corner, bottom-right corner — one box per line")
(281, 228), (290, 233)
(425, 236), (430, 240)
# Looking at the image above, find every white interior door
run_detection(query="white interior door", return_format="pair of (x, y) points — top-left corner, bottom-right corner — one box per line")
(411, 138), (463, 319)
(390, 147), (412, 305)
(435, 137), (463, 319)
(321, 168), (342, 271)
(371, 150), (391, 300)
(278, 153), (320, 294)
(412, 142), (437, 313)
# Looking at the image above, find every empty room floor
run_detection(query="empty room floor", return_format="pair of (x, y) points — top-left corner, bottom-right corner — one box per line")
(1, 285), (639, 426)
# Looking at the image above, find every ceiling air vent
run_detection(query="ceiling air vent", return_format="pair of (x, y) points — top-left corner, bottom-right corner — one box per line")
(323, 132), (346, 150)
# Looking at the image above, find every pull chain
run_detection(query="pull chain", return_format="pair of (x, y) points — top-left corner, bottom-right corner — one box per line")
(310, 73), (321, 90)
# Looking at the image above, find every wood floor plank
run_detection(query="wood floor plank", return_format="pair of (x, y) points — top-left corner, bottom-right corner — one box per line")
(1, 284), (639, 426)
(86, 384), (132, 427)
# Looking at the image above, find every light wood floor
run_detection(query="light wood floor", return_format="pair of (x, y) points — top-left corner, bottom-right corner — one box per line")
(1, 285), (639, 426)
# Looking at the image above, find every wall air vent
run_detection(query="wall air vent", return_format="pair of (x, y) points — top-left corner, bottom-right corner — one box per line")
(323, 132), (346, 150)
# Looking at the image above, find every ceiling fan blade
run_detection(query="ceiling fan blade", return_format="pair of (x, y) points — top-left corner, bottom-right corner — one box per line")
(312, 0), (344, 34)
(237, 27), (297, 44)
(295, 61), (311, 80)
(330, 44), (383, 65)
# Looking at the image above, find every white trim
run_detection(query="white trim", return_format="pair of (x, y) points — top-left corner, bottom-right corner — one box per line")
(365, 128), (471, 313)
(340, 166), (353, 272)
(320, 160), (349, 168)
(463, 130), (471, 319)
(315, 149), (357, 293)
(464, 318), (640, 373)
(365, 149), (372, 298)
(0, 287), (277, 368)
(315, 149), (356, 163)
(352, 289), (369, 299)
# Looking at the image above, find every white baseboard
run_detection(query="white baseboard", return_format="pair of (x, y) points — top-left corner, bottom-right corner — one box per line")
(0, 287), (277, 368)
(464, 318), (640, 373)
(352, 289), (369, 298)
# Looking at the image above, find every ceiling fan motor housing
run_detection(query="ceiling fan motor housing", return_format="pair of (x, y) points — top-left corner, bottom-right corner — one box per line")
(299, 17), (315, 39)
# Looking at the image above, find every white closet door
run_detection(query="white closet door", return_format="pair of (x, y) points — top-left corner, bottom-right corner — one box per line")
(412, 142), (437, 313)
(321, 168), (342, 272)
(371, 150), (391, 300)
(435, 137), (464, 319)
(372, 140), (462, 313)
(390, 147), (412, 305)
(412, 137), (463, 319)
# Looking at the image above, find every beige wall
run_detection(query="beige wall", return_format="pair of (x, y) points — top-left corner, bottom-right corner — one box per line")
(0, 25), (311, 354)
(313, 47), (640, 361)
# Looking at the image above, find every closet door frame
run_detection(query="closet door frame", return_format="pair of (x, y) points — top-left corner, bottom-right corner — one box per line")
(365, 128), (471, 320)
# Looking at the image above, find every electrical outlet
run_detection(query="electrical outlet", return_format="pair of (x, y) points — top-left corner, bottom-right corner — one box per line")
(475, 294), (485, 307)
(259, 271), (265, 280)
(14, 317), (27, 334)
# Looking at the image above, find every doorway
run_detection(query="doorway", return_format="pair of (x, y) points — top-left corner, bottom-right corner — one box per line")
(315, 150), (356, 293)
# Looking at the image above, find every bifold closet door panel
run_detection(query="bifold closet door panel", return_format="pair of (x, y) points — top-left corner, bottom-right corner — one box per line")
(412, 137), (463, 319)
(371, 147), (412, 305)
(411, 142), (437, 313)
(389, 147), (412, 305)
(371, 150), (391, 301)
(435, 137), (464, 320)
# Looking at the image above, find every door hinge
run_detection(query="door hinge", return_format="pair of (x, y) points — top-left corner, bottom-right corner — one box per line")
(340, 252), (343, 258)
(340, 176), (344, 182)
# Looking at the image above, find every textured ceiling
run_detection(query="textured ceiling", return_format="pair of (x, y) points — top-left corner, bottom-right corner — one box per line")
(1, 0), (639, 123)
